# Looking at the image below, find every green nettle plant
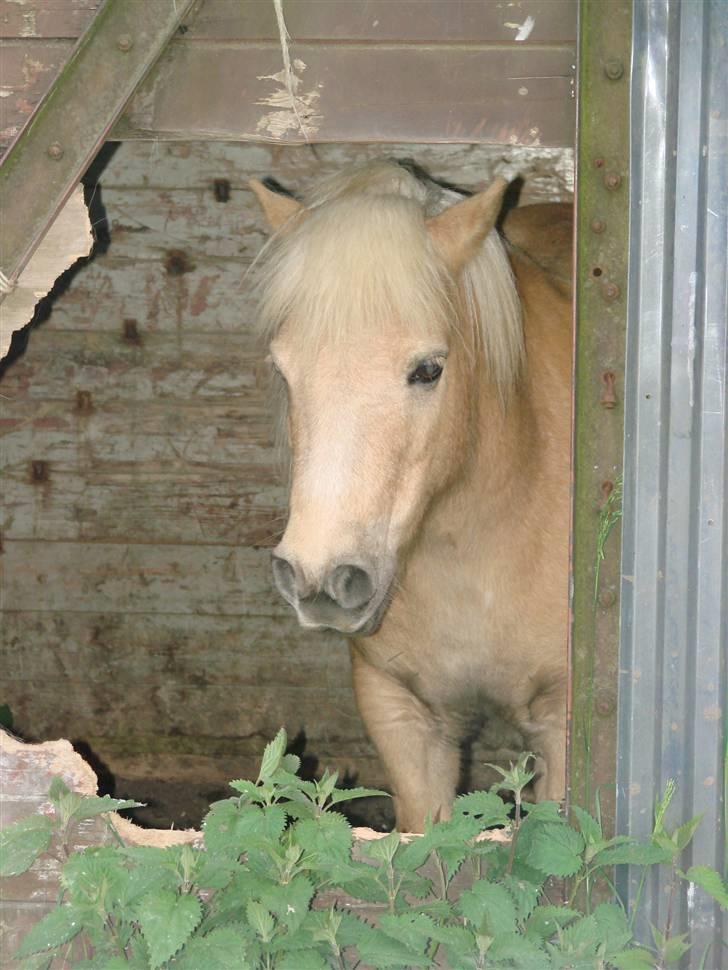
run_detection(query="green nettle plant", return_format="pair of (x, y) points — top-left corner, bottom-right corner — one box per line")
(1, 731), (726, 970)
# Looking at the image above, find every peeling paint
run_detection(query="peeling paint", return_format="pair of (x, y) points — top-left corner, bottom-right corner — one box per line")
(504, 15), (536, 41)
(255, 62), (323, 141)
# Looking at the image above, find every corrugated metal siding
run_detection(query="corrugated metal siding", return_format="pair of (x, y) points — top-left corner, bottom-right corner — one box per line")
(618, 0), (727, 963)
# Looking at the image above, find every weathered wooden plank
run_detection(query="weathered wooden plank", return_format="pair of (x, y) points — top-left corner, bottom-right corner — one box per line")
(121, 42), (575, 146)
(5, 681), (361, 742)
(0, 611), (348, 686)
(2, 541), (295, 615)
(99, 186), (267, 261)
(96, 141), (575, 203)
(0, 0), (101, 39)
(3, 474), (286, 545)
(190, 0), (577, 44)
(0, 39), (72, 150)
(0, 331), (271, 402)
(41, 255), (260, 332)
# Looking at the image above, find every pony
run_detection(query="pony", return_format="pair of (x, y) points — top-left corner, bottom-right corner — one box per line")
(249, 161), (571, 832)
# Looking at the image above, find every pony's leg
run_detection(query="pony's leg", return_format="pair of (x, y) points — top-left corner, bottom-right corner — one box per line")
(523, 685), (567, 803)
(351, 652), (460, 832)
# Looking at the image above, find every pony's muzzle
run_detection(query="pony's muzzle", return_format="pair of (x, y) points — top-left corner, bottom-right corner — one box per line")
(271, 554), (377, 633)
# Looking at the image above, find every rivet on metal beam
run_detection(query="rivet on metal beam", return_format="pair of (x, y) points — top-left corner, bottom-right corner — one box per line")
(117, 34), (134, 53)
(602, 280), (621, 302)
(604, 58), (624, 80)
(604, 172), (622, 190)
(598, 589), (617, 609)
(47, 142), (64, 160)
(76, 390), (93, 413)
(601, 371), (617, 408)
(591, 218), (606, 234)
(31, 460), (49, 483)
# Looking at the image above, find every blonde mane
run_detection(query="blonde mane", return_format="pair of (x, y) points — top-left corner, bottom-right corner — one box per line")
(254, 161), (524, 398)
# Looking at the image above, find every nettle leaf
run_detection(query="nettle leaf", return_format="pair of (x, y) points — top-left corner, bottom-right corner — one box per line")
(202, 870), (278, 931)
(334, 910), (376, 949)
(363, 829), (401, 864)
(228, 779), (260, 800)
(61, 846), (126, 907)
(261, 874), (314, 934)
(652, 928), (691, 963)
(70, 795), (144, 822)
(15, 905), (82, 958)
(453, 790), (511, 829)
(571, 804), (602, 845)
(430, 922), (478, 965)
(592, 901), (632, 953)
(611, 948), (658, 969)
(203, 801), (287, 857)
(520, 800), (563, 822)
(591, 841), (672, 868)
(246, 899), (275, 942)
(276, 949), (329, 970)
(292, 811), (353, 865)
(673, 814), (703, 852)
(378, 912), (438, 951)
(355, 926), (430, 968)
(682, 865), (728, 909)
(0, 814), (53, 877)
(488, 933), (547, 967)
(281, 752), (301, 774)
(457, 879), (518, 935)
(328, 785), (389, 806)
(171, 926), (251, 969)
(559, 913), (601, 956)
(137, 890), (202, 969)
(193, 852), (241, 891)
(527, 823), (585, 877)
(501, 873), (541, 921)
(525, 905), (581, 942)
(258, 728), (287, 782)
(396, 816), (480, 872)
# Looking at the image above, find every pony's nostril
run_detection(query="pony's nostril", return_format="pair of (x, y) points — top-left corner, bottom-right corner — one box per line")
(328, 564), (374, 610)
(272, 555), (298, 603)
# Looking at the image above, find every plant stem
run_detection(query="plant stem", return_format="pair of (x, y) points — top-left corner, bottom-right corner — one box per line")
(505, 793), (522, 876)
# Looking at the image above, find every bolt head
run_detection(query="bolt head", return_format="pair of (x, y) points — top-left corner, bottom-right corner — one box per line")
(117, 33), (133, 52)
(591, 218), (606, 234)
(47, 142), (64, 160)
(604, 172), (622, 190)
(602, 281), (621, 301)
(605, 58), (624, 80)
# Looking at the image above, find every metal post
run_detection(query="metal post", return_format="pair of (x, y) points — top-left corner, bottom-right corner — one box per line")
(570, 0), (631, 831)
(618, 0), (727, 963)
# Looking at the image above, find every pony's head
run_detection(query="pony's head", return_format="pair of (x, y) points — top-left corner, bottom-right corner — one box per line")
(251, 162), (522, 635)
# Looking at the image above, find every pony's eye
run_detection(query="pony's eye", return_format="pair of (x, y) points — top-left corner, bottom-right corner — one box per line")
(408, 359), (444, 386)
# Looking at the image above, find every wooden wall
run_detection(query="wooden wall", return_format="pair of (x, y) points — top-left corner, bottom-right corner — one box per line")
(0, 141), (573, 827)
(0, 0), (576, 155)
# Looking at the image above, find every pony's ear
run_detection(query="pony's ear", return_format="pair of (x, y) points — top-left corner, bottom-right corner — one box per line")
(426, 177), (509, 274)
(249, 179), (303, 231)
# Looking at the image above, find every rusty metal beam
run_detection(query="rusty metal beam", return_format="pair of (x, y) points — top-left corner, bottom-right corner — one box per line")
(0, 0), (197, 293)
(568, 0), (631, 830)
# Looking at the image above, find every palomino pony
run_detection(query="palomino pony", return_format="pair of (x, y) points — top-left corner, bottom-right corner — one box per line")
(250, 161), (571, 832)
